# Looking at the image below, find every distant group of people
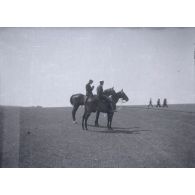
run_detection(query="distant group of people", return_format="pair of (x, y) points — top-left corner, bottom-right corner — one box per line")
(148, 98), (168, 108)
(85, 79), (116, 112)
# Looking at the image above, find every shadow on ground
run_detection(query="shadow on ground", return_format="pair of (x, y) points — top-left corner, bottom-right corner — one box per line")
(87, 124), (151, 134)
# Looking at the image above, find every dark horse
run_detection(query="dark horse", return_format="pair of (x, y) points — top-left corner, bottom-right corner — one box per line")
(82, 89), (129, 130)
(70, 87), (115, 123)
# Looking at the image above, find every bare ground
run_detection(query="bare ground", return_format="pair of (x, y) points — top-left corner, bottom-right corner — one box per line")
(1, 105), (195, 167)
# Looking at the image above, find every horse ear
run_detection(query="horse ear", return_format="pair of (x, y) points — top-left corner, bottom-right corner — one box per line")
(112, 86), (114, 89)
(121, 89), (123, 92)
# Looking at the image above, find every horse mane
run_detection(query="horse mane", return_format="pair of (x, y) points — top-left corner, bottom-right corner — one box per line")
(103, 88), (115, 96)
(103, 88), (112, 93)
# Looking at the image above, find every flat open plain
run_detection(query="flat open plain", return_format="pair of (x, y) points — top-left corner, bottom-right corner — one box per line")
(1, 104), (195, 167)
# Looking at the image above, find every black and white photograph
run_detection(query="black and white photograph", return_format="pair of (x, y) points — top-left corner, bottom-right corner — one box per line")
(0, 27), (195, 168)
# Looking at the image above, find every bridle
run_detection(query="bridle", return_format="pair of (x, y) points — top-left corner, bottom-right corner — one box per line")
(119, 91), (128, 103)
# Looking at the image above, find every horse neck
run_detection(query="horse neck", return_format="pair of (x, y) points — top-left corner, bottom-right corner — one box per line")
(112, 92), (120, 104)
(103, 89), (112, 96)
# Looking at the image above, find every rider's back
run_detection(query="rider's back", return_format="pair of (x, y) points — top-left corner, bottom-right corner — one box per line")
(96, 85), (103, 98)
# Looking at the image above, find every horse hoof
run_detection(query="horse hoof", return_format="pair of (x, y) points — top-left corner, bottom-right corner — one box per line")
(95, 123), (99, 127)
(73, 121), (77, 124)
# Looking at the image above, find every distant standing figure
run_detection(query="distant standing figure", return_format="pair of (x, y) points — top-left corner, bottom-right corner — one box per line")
(163, 98), (168, 107)
(148, 98), (153, 108)
(156, 98), (161, 107)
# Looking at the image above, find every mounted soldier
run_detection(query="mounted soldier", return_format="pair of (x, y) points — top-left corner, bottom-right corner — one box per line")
(96, 81), (115, 112)
(85, 79), (94, 103)
(70, 80), (115, 123)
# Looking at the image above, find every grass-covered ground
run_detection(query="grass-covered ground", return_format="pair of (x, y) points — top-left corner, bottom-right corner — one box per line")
(1, 104), (195, 167)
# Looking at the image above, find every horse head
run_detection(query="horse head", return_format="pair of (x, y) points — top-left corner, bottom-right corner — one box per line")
(119, 89), (129, 102)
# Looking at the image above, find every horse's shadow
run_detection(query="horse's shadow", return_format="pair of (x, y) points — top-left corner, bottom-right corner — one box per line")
(88, 124), (151, 135)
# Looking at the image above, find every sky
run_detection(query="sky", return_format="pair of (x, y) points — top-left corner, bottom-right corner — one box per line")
(0, 27), (195, 107)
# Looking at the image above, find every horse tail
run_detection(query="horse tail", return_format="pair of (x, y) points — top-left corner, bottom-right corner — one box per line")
(70, 95), (74, 106)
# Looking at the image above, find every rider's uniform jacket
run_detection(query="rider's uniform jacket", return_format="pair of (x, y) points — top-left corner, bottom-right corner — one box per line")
(96, 85), (103, 98)
(86, 83), (94, 96)
(96, 85), (112, 106)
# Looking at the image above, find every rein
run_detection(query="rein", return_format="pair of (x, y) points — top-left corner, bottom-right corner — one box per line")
(112, 92), (127, 104)
(111, 93), (118, 103)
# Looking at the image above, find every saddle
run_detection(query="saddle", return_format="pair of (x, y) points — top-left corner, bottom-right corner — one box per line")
(85, 95), (98, 104)
(85, 95), (110, 107)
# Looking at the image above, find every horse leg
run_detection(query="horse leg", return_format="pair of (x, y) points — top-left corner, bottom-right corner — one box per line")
(82, 111), (86, 130)
(109, 114), (113, 129)
(72, 104), (79, 123)
(85, 113), (90, 130)
(107, 114), (110, 129)
(107, 113), (113, 129)
(95, 111), (100, 127)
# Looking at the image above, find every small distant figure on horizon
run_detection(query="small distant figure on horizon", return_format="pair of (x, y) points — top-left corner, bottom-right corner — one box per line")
(162, 98), (168, 108)
(148, 98), (153, 108)
(156, 98), (161, 107)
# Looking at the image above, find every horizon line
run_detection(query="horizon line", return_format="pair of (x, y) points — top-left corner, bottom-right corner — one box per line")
(1, 103), (195, 108)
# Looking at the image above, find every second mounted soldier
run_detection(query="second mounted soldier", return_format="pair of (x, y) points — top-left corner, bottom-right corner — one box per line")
(96, 81), (115, 112)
